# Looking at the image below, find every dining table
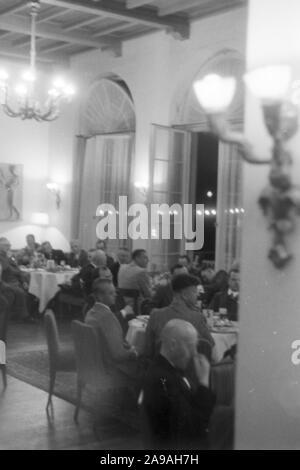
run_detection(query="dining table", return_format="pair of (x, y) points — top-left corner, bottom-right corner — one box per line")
(126, 316), (238, 362)
(23, 268), (79, 313)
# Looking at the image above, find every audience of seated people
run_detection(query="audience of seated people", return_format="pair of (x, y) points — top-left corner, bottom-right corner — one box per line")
(209, 268), (240, 321)
(144, 273), (215, 360)
(1, 232), (237, 448)
(140, 319), (216, 449)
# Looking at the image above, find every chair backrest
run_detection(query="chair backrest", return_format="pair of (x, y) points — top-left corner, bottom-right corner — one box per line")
(210, 359), (235, 406)
(71, 320), (109, 387)
(44, 309), (60, 366)
(0, 295), (9, 342)
(198, 338), (213, 362)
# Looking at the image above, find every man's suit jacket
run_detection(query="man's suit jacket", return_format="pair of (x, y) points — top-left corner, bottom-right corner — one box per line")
(85, 302), (135, 366)
(210, 291), (239, 321)
(118, 262), (152, 298)
(67, 250), (88, 268)
(144, 297), (214, 358)
(0, 252), (24, 286)
(141, 354), (215, 449)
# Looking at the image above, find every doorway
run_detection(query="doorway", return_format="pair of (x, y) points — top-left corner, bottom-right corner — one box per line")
(190, 132), (219, 263)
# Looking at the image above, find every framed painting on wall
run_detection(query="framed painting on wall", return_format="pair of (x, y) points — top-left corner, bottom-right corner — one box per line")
(0, 163), (23, 221)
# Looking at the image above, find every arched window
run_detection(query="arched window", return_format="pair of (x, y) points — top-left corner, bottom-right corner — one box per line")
(73, 77), (135, 252)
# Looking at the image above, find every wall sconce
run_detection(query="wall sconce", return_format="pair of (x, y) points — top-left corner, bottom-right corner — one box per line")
(134, 181), (149, 198)
(193, 66), (300, 269)
(46, 182), (61, 209)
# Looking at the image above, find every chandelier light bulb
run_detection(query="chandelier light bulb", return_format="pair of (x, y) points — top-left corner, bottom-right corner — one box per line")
(0, 69), (9, 81)
(15, 84), (28, 97)
(22, 69), (36, 82)
(63, 85), (76, 97)
(193, 74), (236, 113)
(48, 88), (60, 98)
(52, 77), (66, 89)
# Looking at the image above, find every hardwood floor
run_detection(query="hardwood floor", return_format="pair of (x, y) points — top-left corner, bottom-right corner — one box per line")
(1, 319), (142, 450)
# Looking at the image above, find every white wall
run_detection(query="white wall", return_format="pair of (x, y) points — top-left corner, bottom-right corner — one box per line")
(0, 60), (71, 250)
(235, 0), (300, 449)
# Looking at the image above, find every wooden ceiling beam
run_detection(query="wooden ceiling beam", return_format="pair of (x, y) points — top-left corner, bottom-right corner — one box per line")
(0, 1), (27, 17)
(64, 16), (104, 32)
(0, 14), (119, 49)
(92, 22), (134, 38)
(159, 0), (208, 16)
(126, 0), (156, 8)
(160, 0), (246, 17)
(0, 39), (68, 64)
(40, 0), (189, 38)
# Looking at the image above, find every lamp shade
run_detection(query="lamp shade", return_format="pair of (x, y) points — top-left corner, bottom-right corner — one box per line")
(31, 212), (49, 226)
(46, 182), (59, 192)
(244, 65), (291, 102)
(193, 74), (236, 113)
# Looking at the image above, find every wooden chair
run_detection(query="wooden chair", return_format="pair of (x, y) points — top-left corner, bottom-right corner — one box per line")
(44, 309), (76, 409)
(71, 320), (128, 423)
(0, 296), (9, 388)
(58, 292), (85, 319)
(208, 359), (235, 449)
(198, 338), (213, 362)
(210, 359), (235, 406)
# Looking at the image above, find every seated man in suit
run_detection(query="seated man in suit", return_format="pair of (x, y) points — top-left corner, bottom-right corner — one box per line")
(209, 268), (239, 321)
(66, 239), (88, 268)
(111, 246), (130, 286)
(118, 249), (152, 299)
(140, 319), (216, 449)
(0, 242), (32, 321)
(144, 273), (215, 360)
(16, 234), (40, 266)
(39, 241), (66, 265)
(85, 278), (138, 380)
(95, 239), (115, 271)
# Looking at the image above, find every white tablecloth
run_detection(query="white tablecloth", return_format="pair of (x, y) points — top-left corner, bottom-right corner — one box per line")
(28, 270), (79, 313)
(126, 319), (148, 354)
(0, 340), (5, 364)
(211, 330), (238, 362)
(126, 319), (238, 362)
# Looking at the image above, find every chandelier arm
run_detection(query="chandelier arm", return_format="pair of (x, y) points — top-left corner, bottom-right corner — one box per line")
(207, 112), (272, 165)
(1, 104), (23, 118)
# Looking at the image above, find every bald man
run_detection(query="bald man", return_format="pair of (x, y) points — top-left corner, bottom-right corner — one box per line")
(140, 319), (215, 449)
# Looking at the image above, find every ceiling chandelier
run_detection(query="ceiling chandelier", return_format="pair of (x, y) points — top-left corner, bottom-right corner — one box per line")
(0, 0), (75, 122)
